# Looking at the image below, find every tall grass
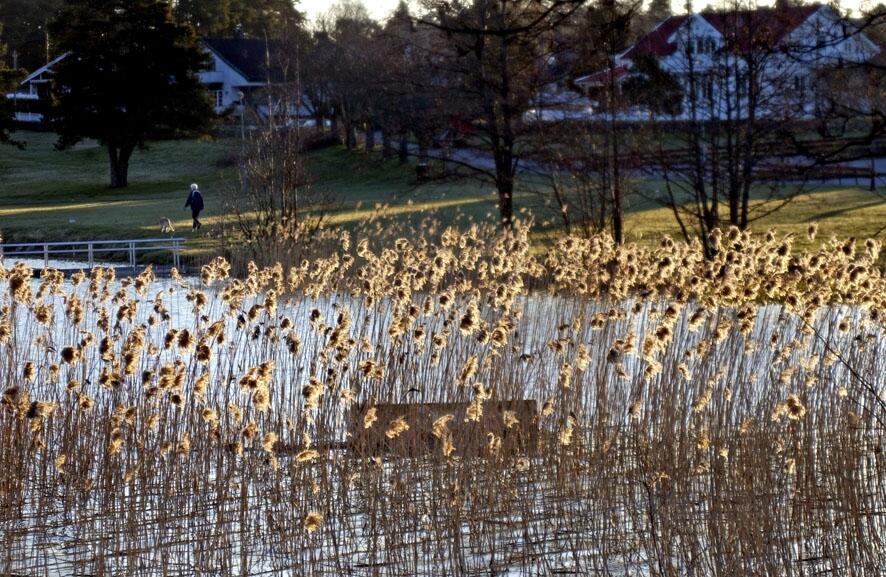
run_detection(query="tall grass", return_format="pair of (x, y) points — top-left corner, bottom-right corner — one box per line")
(1, 222), (884, 576)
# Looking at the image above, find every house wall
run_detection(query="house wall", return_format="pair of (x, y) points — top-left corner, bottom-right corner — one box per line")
(660, 14), (724, 74)
(197, 49), (260, 112)
(786, 6), (880, 66)
(8, 73), (51, 123)
(635, 7), (879, 121)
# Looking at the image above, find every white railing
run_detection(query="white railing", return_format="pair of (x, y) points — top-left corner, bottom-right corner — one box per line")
(0, 238), (185, 270)
(13, 111), (43, 123)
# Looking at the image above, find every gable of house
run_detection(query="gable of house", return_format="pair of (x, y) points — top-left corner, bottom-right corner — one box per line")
(616, 4), (822, 65)
(581, 4), (878, 85)
(783, 6), (880, 64)
(201, 38), (287, 85)
(19, 53), (69, 87)
(4, 53), (69, 123)
(575, 4), (880, 120)
(702, 5), (819, 53)
(619, 15), (689, 62)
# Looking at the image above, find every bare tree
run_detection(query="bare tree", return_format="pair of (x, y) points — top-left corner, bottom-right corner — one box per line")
(525, 0), (642, 242)
(306, 1), (381, 150)
(632, 3), (884, 252)
(417, 0), (589, 228)
(226, 31), (335, 262)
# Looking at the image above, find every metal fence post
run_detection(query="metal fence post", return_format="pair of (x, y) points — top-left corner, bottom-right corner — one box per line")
(173, 239), (181, 270)
(88, 243), (94, 269)
(44, 244), (49, 269)
(128, 242), (135, 268)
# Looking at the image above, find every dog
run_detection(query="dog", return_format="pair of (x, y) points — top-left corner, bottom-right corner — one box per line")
(159, 217), (175, 233)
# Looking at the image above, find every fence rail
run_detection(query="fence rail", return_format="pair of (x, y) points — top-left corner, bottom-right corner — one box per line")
(0, 238), (185, 270)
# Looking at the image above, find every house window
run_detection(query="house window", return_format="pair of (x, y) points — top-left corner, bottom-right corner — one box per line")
(815, 24), (827, 46)
(215, 90), (224, 109)
(695, 37), (716, 55)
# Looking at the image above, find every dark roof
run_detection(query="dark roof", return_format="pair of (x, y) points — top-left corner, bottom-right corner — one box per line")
(621, 5), (821, 60)
(201, 38), (286, 83)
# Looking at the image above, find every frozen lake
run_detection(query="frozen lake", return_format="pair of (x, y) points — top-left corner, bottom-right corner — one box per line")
(1, 265), (884, 576)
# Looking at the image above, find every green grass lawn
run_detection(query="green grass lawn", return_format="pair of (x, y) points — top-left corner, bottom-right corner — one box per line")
(0, 131), (234, 256)
(0, 130), (882, 262)
(620, 186), (886, 251)
(306, 146), (507, 228)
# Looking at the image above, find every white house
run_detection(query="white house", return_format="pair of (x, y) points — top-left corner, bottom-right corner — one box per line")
(575, 4), (880, 121)
(4, 53), (67, 123)
(5, 38), (312, 124)
(199, 38), (268, 112)
(523, 85), (595, 123)
(197, 38), (315, 122)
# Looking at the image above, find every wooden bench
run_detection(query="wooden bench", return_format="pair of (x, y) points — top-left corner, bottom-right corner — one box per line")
(350, 400), (538, 459)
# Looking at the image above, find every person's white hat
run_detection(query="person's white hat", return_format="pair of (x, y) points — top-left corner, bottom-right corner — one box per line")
(190, 183), (199, 191)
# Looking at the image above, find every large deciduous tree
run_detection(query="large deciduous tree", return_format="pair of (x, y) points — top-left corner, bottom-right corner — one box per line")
(420, 0), (587, 228)
(311, 1), (380, 150)
(49, 0), (215, 188)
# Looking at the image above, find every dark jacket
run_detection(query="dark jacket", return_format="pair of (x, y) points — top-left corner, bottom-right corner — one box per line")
(185, 190), (204, 211)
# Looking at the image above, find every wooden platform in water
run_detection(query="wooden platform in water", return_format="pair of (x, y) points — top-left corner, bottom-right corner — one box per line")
(350, 400), (539, 458)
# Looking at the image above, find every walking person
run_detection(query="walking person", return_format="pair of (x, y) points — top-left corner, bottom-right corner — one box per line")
(184, 183), (204, 229)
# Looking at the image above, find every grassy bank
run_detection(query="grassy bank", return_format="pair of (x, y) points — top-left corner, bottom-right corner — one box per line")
(0, 130), (882, 261)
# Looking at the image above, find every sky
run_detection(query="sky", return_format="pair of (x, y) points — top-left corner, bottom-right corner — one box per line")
(299, 0), (405, 23)
(297, 0), (874, 25)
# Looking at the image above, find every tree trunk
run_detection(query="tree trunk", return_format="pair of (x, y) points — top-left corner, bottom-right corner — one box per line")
(398, 134), (409, 164)
(418, 138), (429, 166)
(607, 54), (623, 244)
(382, 132), (393, 159)
(496, 175), (514, 229)
(492, 137), (515, 228)
(494, 30), (516, 229)
(365, 126), (376, 152)
(345, 123), (357, 150)
(108, 143), (134, 188)
(442, 141), (452, 176)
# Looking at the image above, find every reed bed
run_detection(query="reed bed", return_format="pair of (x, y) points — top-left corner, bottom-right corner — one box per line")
(1, 223), (885, 576)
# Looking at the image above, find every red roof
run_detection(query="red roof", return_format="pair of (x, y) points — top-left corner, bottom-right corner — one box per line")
(621, 5), (821, 60)
(621, 16), (689, 60)
(705, 5), (820, 52)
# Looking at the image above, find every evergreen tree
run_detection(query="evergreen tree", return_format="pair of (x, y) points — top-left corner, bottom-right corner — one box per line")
(229, 0), (302, 37)
(173, 0), (302, 37)
(49, 0), (215, 188)
(0, 0), (61, 70)
(173, 0), (232, 36)
(0, 23), (24, 146)
(646, 0), (671, 24)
